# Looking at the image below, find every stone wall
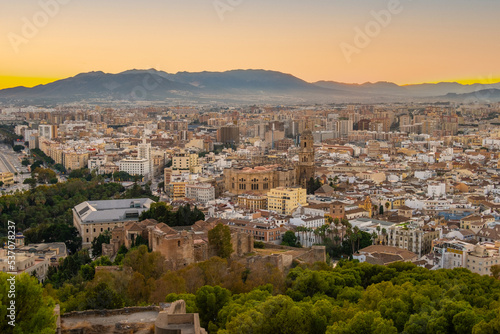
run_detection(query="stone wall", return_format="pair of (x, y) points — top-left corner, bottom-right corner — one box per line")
(296, 246), (327, 264)
(231, 231), (254, 257)
(152, 230), (197, 271)
(62, 306), (160, 318)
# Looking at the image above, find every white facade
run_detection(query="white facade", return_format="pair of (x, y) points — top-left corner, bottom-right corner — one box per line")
(88, 156), (106, 172)
(119, 158), (150, 177)
(427, 182), (446, 198)
(290, 216), (325, 229)
(39, 124), (55, 139)
(137, 139), (153, 176)
(185, 183), (215, 204)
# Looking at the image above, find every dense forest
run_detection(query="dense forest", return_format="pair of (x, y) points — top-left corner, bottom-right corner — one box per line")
(38, 242), (500, 334)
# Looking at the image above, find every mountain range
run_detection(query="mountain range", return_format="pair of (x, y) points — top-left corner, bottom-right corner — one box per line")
(1, 69), (500, 104)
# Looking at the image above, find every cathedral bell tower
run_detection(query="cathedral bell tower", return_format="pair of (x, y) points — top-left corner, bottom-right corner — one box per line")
(297, 128), (315, 189)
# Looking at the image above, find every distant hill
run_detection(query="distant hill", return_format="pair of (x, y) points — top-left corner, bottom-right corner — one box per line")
(440, 88), (500, 102)
(1, 69), (500, 104)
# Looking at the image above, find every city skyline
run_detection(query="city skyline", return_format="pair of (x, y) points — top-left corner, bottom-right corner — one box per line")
(2, 0), (500, 89)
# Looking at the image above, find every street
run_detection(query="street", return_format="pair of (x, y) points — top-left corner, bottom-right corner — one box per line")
(0, 144), (30, 192)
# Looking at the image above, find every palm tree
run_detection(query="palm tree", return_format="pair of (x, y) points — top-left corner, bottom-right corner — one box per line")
(295, 226), (305, 245)
(353, 226), (361, 252)
(341, 218), (351, 242)
(346, 227), (356, 255)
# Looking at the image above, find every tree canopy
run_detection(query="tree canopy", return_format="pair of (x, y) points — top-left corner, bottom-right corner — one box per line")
(0, 273), (56, 334)
(140, 202), (205, 227)
(208, 224), (233, 259)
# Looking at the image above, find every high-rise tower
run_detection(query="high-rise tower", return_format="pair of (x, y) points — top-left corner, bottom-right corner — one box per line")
(297, 129), (315, 189)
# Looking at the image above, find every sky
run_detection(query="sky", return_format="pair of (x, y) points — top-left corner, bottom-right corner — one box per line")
(1, 0), (500, 89)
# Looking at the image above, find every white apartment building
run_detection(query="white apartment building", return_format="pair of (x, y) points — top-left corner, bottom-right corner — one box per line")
(88, 156), (106, 173)
(119, 158), (151, 178)
(433, 240), (500, 276)
(185, 183), (215, 204)
(38, 124), (57, 139)
(137, 139), (153, 176)
(428, 182), (446, 198)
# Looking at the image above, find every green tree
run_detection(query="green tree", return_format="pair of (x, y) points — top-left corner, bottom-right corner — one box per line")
(326, 310), (398, 334)
(91, 230), (111, 258)
(54, 164), (67, 174)
(123, 245), (166, 279)
(208, 224), (233, 259)
(84, 282), (124, 310)
(195, 285), (231, 329)
(491, 264), (500, 279)
(453, 309), (480, 334)
(33, 167), (57, 184)
(23, 177), (37, 188)
(13, 144), (24, 152)
(0, 273), (56, 334)
(282, 230), (298, 247)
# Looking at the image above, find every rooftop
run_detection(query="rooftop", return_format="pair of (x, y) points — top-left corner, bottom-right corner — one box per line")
(74, 198), (155, 224)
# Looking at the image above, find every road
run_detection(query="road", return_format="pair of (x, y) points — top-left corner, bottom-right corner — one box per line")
(0, 149), (17, 174)
(0, 144), (30, 192)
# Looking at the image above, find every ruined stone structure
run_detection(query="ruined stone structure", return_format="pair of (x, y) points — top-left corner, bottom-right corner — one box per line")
(155, 300), (207, 334)
(104, 219), (254, 271)
(241, 245), (326, 273)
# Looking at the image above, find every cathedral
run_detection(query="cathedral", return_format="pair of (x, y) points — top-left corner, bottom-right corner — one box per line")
(224, 130), (316, 195)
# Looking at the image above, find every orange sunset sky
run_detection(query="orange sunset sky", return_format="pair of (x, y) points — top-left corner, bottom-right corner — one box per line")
(1, 0), (500, 90)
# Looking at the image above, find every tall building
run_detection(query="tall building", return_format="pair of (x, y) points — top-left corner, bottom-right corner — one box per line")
(38, 124), (58, 139)
(137, 138), (153, 176)
(338, 119), (353, 138)
(297, 129), (315, 188)
(172, 150), (199, 173)
(267, 187), (307, 215)
(218, 125), (240, 146)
